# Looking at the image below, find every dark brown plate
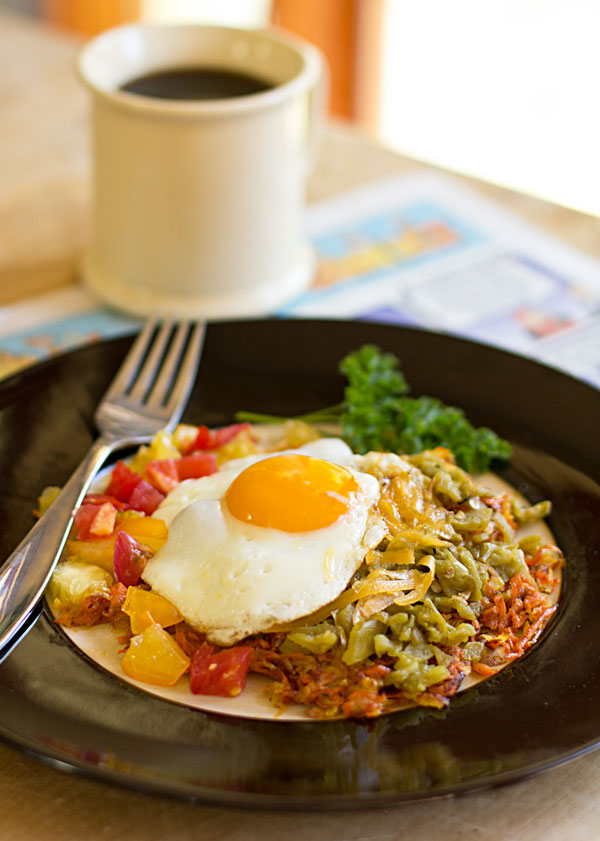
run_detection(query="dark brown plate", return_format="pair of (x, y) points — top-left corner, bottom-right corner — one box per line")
(0, 319), (599, 810)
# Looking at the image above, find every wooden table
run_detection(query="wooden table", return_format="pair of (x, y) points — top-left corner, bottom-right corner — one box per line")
(1, 9), (600, 840)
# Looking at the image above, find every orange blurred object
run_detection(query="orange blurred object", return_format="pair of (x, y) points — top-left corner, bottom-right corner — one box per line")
(42, 0), (141, 35)
(272, 0), (357, 118)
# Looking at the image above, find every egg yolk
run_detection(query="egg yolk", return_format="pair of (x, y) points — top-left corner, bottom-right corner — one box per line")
(224, 454), (360, 532)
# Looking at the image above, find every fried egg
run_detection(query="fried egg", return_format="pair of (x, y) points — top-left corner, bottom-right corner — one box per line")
(143, 439), (384, 645)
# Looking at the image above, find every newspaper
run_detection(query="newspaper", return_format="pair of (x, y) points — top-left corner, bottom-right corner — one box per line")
(1, 171), (599, 386)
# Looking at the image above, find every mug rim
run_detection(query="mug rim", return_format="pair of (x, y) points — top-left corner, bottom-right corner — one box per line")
(77, 22), (324, 118)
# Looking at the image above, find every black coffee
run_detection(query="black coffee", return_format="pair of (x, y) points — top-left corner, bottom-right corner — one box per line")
(120, 67), (273, 100)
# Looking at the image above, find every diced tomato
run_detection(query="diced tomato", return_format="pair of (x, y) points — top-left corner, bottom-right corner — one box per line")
(126, 480), (164, 515)
(191, 425), (214, 450)
(88, 501), (118, 536)
(146, 459), (179, 494)
(73, 501), (117, 539)
(176, 453), (217, 481)
(216, 422), (252, 446)
(190, 643), (252, 697)
(73, 504), (102, 539)
(82, 494), (128, 511)
(189, 423), (252, 452)
(143, 451), (218, 492)
(114, 531), (152, 586)
(105, 461), (143, 502)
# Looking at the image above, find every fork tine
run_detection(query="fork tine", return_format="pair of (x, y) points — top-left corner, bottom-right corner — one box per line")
(102, 317), (158, 402)
(145, 321), (193, 408)
(163, 322), (205, 423)
(127, 320), (174, 401)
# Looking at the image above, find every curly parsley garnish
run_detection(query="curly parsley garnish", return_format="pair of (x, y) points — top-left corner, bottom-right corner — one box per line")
(237, 345), (511, 473)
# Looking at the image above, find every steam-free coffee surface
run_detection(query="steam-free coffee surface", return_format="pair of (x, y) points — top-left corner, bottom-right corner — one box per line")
(120, 67), (273, 100)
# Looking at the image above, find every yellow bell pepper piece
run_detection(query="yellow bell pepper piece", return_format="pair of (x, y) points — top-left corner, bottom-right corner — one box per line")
(66, 536), (116, 573)
(123, 586), (182, 634)
(121, 623), (190, 686)
(119, 513), (168, 552)
(35, 486), (61, 517)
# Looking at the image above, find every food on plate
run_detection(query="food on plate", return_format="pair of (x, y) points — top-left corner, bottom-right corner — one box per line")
(144, 438), (385, 645)
(44, 347), (561, 719)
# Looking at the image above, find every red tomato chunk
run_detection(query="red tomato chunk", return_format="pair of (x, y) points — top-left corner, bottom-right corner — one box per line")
(73, 503), (102, 539)
(114, 531), (152, 586)
(82, 494), (128, 511)
(176, 453), (217, 481)
(189, 423), (251, 452)
(190, 643), (252, 697)
(127, 480), (164, 515)
(146, 459), (179, 494)
(146, 453), (217, 493)
(105, 461), (143, 502)
(74, 501), (117, 539)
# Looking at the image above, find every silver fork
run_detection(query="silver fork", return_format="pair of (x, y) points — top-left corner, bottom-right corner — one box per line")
(0, 318), (205, 660)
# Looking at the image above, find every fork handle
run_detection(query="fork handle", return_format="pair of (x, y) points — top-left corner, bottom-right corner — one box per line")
(0, 436), (120, 659)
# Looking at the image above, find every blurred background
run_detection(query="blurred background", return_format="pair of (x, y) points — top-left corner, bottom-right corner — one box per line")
(4, 0), (599, 218)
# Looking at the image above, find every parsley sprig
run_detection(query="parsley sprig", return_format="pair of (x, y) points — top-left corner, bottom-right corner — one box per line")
(237, 345), (511, 473)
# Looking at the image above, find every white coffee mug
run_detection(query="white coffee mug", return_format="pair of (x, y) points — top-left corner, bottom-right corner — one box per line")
(77, 24), (326, 319)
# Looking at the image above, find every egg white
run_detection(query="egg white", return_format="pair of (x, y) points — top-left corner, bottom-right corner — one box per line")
(143, 439), (384, 645)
